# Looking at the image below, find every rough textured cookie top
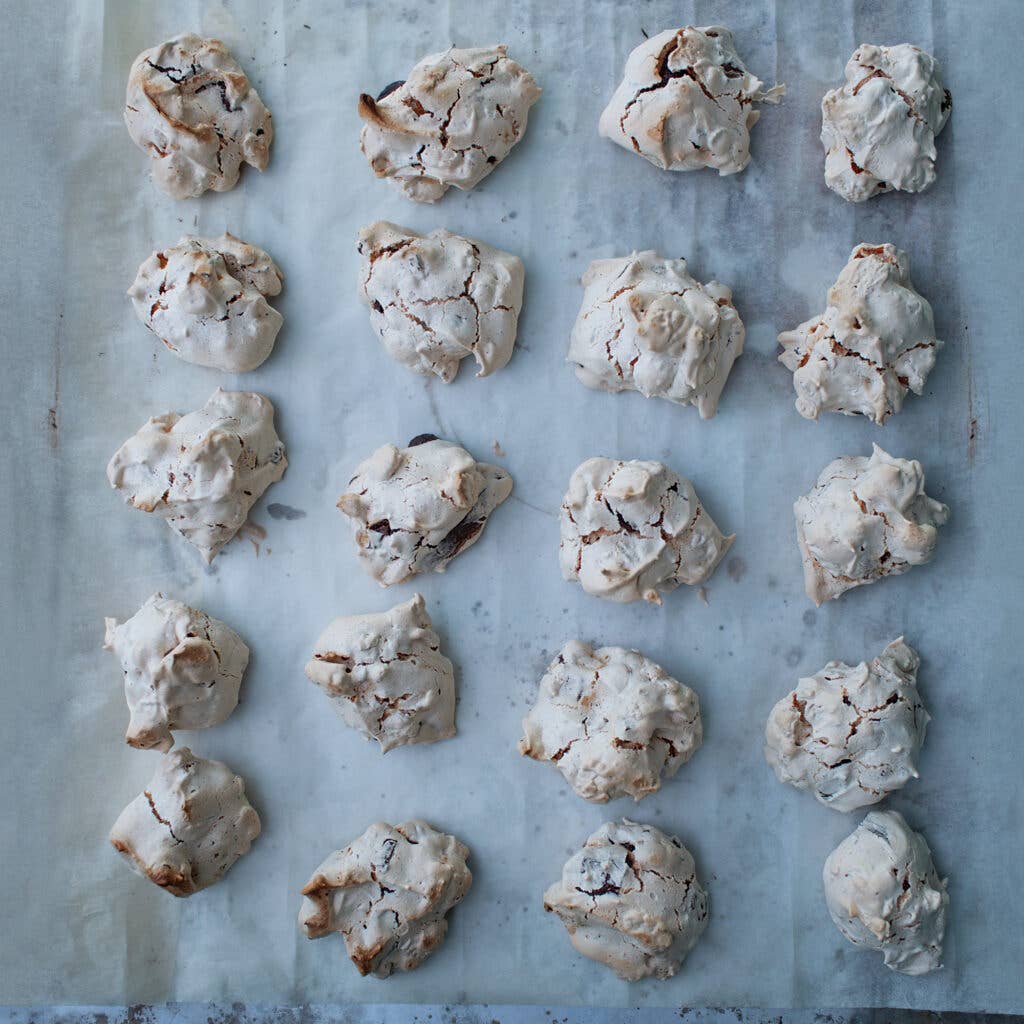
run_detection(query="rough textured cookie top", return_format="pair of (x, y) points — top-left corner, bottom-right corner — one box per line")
(520, 640), (702, 802)
(358, 221), (524, 382)
(109, 747), (260, 897)
(765, 637), (928, 812)
(599, 26), (783, 175)
(544, 819), (709, 981)
(823, 810), (948, 975)
(358, 45), (541, 202)
(107, 387), (287, 563)
(299, 820), (472, 977)
(559, 456), (733, 604)
(129, 233), (284, 373)
(794, 445), (948, 605)
(104, 592), (249, 751)
(821, 43), (951, 202)
(124, 33), (273, 199)
(779, 243), (941, 424)
(569, 251), (744, 417)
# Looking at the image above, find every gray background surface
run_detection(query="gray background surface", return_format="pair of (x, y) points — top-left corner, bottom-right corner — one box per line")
(2, 0), (1022, 1013)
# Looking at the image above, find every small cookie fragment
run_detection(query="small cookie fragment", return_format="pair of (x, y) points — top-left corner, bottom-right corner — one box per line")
(520, 640), (702, 803)
(824, 810), (948, 975)
(543, 819), (708, 980)
(764, 637), (928, 812)
(794, 445), (948, 605)
(104, 593), (249, 751)
(124, 33), (273, 199)
(358, 221), (524, 382)
(599, 26), (784, 176)
(559, 456), (733, 605)
(568, 251), (744, 417)
(109, 748), (260, 897)
(299, 820), (472, 977)
(337, 435), (512, 586)
(821, 44), (951, 202)
(305, 594), (455, 752)
(779, 244), (941, 424)
(128, 234), (283, 373)
(107, 388), (287, 563)
(358, 45), (541, 202)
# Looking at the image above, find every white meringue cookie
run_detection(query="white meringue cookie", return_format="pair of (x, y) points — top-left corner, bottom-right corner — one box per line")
(128, 233), (283, 373)
(544, 819), (709, 981)
(337, 435), (512, 586)
(559, 456), (733, 605)
(779, 243), (941, 424)
(299, 820), (472, 977)
(358, 45), (541, 202)
(124, 33), (273, 199)
(821, 44), (951, 202)
(104, 593), (249, 751)
(599, 26), (783, 176)
(109, 748), (260, 897)
(794, 445), (948, 605)
(357, 221), (523, 382)
(520, 640), (702, 803)
(765, 638), (928, 812)
(568, 251), (744, 417)
(824, 810), (948, 975)
(107, 388), (287, 563)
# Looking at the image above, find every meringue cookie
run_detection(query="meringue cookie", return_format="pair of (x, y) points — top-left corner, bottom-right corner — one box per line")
(124, 33), (273, 199)
(765, 638), (928, 812)
(559, 456), (733, 604)
(358, 221), (523, 382)
(104, 593), (249, 751)
(568, 251), (744, 417)
(107, 388), (287, 563)
(358, 44), (541, 202)
(599, 26), (783, 176)
(128, 233), (283, 373)
(779, 244), (941, 424)
(337, 435), (512, 586)
(821, 44), (951, 202)
(299, 820), (472, 977)
(109, 748), (260, 897)
(824, 810), (948, 975)
(520, 641), (701, 803)
(544, 819), (708, 980)
(794, 445), (948, 605)
(305, 594), (455, 752)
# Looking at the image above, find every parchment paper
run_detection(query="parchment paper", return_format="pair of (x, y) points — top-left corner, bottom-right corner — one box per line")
(2, 0), (1022, 1012)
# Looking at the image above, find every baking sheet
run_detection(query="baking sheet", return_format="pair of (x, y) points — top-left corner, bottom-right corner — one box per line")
(2, 0), (1023, 1011)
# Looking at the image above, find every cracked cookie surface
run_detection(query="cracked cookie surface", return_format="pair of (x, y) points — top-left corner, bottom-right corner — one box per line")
(794, 445), (948, 605)
(358, 45), (540, 202)
(824, 810), (948, 975)
(765, 638), (928, 812)
(305, 594), (455, 752)
(568, 251), (744, 417)
(129, 233), (283, 372)
(599, 26), (783, 176)
(107, 387), (287, 563)
(520, 640), (701, 803)
(124, 33), (273, 199)
(821, 43), (951, 202)
(544, 819), (708, 980)
(109, 748), (260, 897)
(104, 593), (249, 752)
(358, 221), (523, 382)
(299, 820), (472, 977)
(559, 457), (733, 605)
(337, 435), (512, 586)
(779, 243), (941, 424)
